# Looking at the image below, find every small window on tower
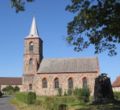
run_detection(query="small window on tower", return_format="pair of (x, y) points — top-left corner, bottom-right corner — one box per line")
(29, 84), (32, 91)
(29, 58), (33, 70)
(29, 42), (34, 53)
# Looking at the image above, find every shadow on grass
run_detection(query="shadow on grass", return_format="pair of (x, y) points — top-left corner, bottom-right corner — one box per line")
(75, 100), (120, 110)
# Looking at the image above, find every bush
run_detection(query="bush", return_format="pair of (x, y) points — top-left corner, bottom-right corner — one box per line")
(15, 92), (36, 104)
(2, 85), (20, 95)
(67, 89), (73, 95)
(81, 87), (90, 102)
(43, 96), (72, 110)
(114, 91), (120, 100)
(0, 91), (3, 98)
(27, 92), (36, 104)
(14, 86), (20, 92)
(64, 91), (67, 96)
(58, 96), (76, 104)
(73, 88), (82, 100)
(58, 88), (62, 96)
(2, 85), (14, 95)
(44, 97), (59, 110)
(73, 87), (90, 102)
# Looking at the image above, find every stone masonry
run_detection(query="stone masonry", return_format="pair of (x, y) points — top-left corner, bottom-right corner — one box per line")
(22, 17), (100, 96)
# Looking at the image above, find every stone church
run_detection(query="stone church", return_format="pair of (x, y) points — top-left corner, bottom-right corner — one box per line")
(22, 17), (100, 96)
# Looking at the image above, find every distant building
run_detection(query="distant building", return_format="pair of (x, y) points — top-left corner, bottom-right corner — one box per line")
(0, 77), (22, 91)
(112, 76), (120, 92)
(22, 17), (100, 96)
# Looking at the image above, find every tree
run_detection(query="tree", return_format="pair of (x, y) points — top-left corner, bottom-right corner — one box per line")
(66, 0), (120, 56)
(11, 0), (34, 13)
(14, 86), (20, 92)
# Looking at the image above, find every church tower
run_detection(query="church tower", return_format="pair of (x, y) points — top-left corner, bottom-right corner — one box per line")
(24, 17), (43, 75)
(22, 17), (43, 91)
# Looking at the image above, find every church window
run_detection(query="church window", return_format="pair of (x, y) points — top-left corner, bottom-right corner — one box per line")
(29, 58), (33, 70)
(29, 42), (34, 53)
(68, 78), (73, 89)
(42, 78), (47, 88)
(54, 78), (59, 89)
(82, 77), (87, 88)
(29, 84), (32, 90)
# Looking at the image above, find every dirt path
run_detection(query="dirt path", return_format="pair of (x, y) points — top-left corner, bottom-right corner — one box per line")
(0, 96), (16, 110)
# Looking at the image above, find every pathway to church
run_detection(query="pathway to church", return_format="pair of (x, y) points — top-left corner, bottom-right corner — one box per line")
(0, 96), (16, 110)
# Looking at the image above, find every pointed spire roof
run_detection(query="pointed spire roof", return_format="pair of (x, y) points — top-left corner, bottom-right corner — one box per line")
(28, 17), (39, 38)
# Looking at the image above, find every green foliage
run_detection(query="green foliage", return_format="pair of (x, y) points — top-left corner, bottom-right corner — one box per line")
(11, 0), (34, 13)
(2, 85), (14, 95)
(2, 85), (20, 95)
(44, 97), (59, 110)
(64, 91), (67, 96)
(73, 88), (83, 100)
(15, 92), (28, 103)
(58, 88), (62, 96)
(114, 91), (120, 100)
(81, 87), (90, 102)
(15, 92), (36, 104)
(27, 92), (36, 104)
(66, 0), (120, 56)
(73, 87), (90, 102)
(67, 89), (73, 95)
(14, 86), (20, 92)
(43, 96), (76, 110)
(0, 91), (3, 98)
(11, 95), (120, 110)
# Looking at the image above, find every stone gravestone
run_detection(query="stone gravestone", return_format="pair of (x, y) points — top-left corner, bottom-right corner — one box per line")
(94, 73), (114, 103)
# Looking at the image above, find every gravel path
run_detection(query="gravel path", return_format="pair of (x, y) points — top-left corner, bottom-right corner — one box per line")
(0, 96), (16, 110)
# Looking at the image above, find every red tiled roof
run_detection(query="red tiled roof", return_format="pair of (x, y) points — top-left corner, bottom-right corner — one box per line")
(112, 76), (120, 87)
(0, 77), (22, 85)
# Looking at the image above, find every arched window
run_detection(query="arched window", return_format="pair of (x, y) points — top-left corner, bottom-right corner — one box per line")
(29, 58), (33, 70)
(29, 84), (32, 90)
(68, 78), (73, 89)
(29, 42), (34, 53)
(54, 78), (59, 89)
(82, 77), (87, 88)
(42, 78), (47, 88)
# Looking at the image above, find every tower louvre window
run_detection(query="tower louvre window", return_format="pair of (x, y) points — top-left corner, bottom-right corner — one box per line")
(54, 78), (59, 89)
(29, 84), (32, 90)
(29, 58), (33, 70)
(29, 42), (34, 53)
(68, 77), (73, 89)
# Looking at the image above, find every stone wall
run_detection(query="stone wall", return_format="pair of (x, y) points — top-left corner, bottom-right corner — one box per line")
(113, 87), (120, 92)
(33, 72), (98, 96)
(24, 38), (42, 75)
(22, 75), (35, 92)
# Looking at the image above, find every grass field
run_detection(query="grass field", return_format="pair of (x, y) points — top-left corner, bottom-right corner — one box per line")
(11, 92), (120, 110)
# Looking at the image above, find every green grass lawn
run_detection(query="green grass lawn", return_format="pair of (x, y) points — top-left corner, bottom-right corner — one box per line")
(11, 93), (120, 110)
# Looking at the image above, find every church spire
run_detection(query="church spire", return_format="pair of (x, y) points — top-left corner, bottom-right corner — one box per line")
(28, 17), (39, 37)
